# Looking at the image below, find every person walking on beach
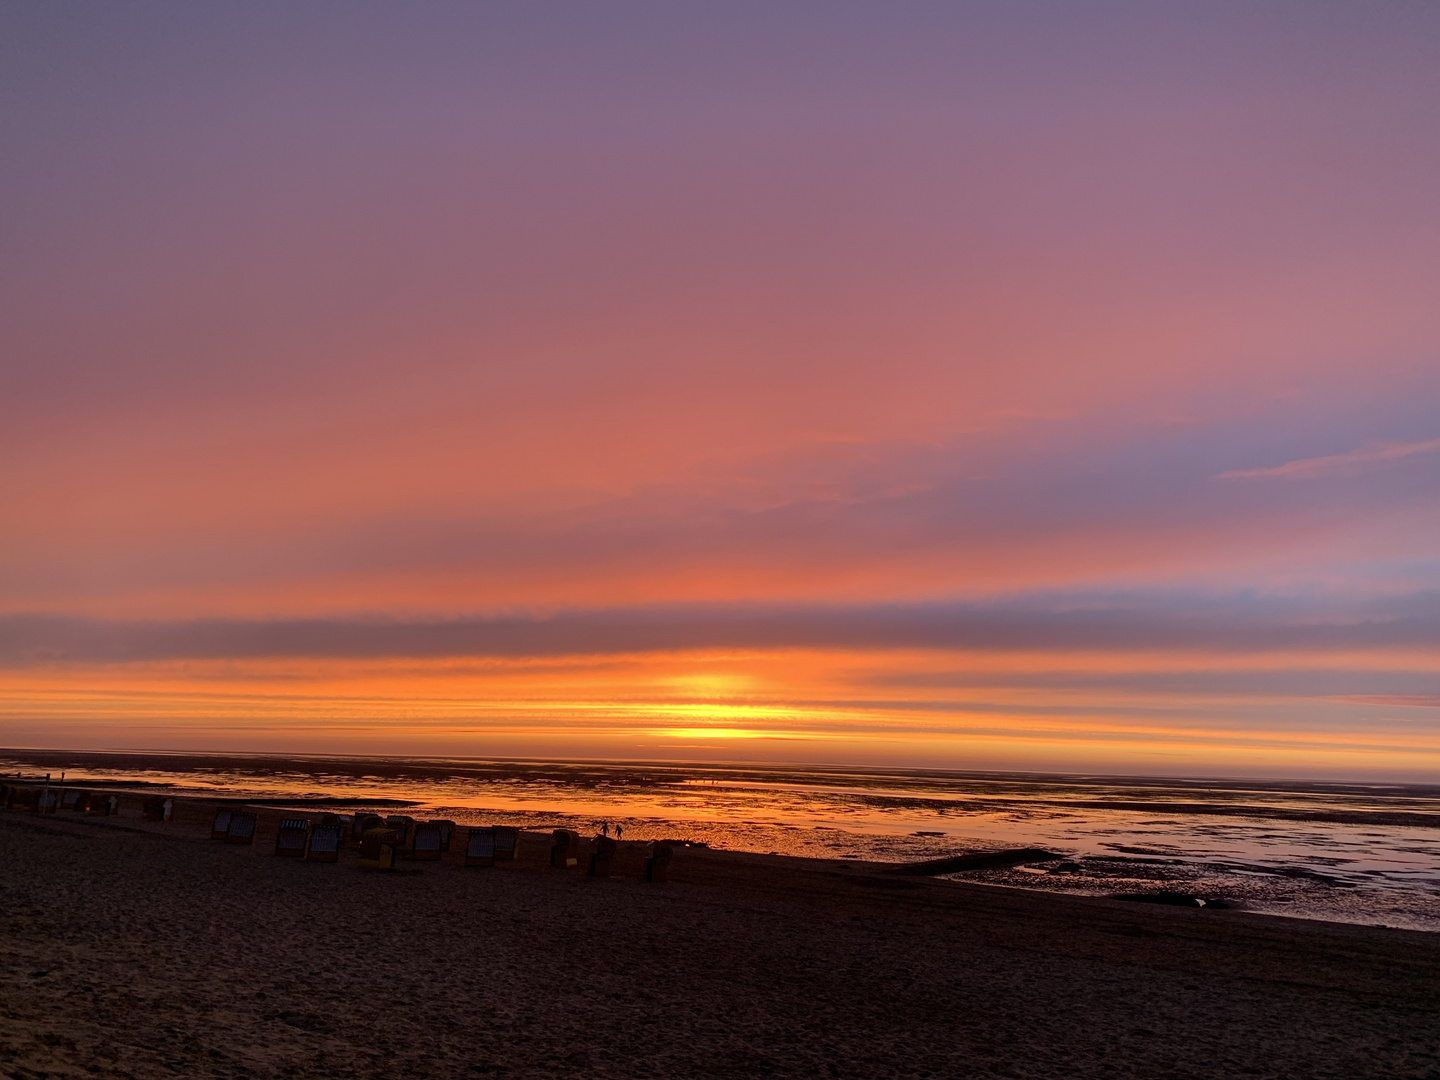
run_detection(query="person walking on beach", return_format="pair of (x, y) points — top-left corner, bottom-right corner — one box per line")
(601, 822), (609, 838)
(615, 824), (623, 841)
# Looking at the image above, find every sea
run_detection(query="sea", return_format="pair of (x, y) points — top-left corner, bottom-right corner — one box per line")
(5, 749), (1438, 932)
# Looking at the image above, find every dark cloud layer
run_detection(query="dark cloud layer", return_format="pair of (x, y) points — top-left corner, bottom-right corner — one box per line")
(4, 591), (1437, 666)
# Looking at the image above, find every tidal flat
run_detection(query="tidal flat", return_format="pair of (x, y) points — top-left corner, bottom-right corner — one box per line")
(3, 794), (1439, 1079)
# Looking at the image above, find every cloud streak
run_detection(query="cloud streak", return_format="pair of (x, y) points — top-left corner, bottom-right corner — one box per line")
(1217, 438), (1440, 482)
(1336, 695), (1440, 709)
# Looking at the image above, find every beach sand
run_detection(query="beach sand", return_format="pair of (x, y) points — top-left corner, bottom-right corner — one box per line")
(3, 795), (1438, 1079)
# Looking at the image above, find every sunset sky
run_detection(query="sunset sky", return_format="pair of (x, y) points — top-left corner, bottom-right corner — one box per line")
(3, 3), (1438, 777)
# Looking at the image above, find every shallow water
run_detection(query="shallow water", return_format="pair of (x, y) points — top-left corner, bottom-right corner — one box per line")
(6, 750), (1438, 931)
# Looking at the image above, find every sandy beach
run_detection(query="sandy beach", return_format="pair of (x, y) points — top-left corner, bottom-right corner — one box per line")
(3, 794), (1439, 1080)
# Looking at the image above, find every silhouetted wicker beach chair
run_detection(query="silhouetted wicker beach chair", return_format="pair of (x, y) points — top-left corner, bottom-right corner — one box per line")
(359, 827), (399, 869)
(434, 819), (456, 851)
(226, 812), (257, 845)
(275, 818), (309, 856)
(306, 822), (342, 862)
(493, 825), (518, 860)
(645, 843), (673, 882)
(550, 828), (581, 868)
(385, 815), (415, 851)
(411, 821), (444, 861)
(351, 813), (383, 845)
(589, 835), (616, 878)
(465, 827), (496, 867)
(86, 793), (117, 816)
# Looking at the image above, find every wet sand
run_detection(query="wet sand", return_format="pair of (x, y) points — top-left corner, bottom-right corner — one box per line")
(3, 795), (1439, 1079)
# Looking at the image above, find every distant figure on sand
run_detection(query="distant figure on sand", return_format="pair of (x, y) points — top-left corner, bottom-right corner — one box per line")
(601, 822), (609, 837)
(616, 824), (624, 840)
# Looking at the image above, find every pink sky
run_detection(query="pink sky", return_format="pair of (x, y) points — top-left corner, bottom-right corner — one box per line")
(2, 3), (1438, 776)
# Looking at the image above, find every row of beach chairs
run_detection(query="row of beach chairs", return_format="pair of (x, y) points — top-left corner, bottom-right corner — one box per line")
(2, 782), (120, 817)
(3, 783), (179, 824)
(1, 781), (676, 882)
(212, 809), (672, 878)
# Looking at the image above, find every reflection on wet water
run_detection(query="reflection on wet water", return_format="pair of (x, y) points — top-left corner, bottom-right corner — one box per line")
(5, 751), (1437, 931)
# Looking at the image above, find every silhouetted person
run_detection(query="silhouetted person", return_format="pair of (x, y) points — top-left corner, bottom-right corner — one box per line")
(615, 824), (624, 840)
(601, 822), (609, 838)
